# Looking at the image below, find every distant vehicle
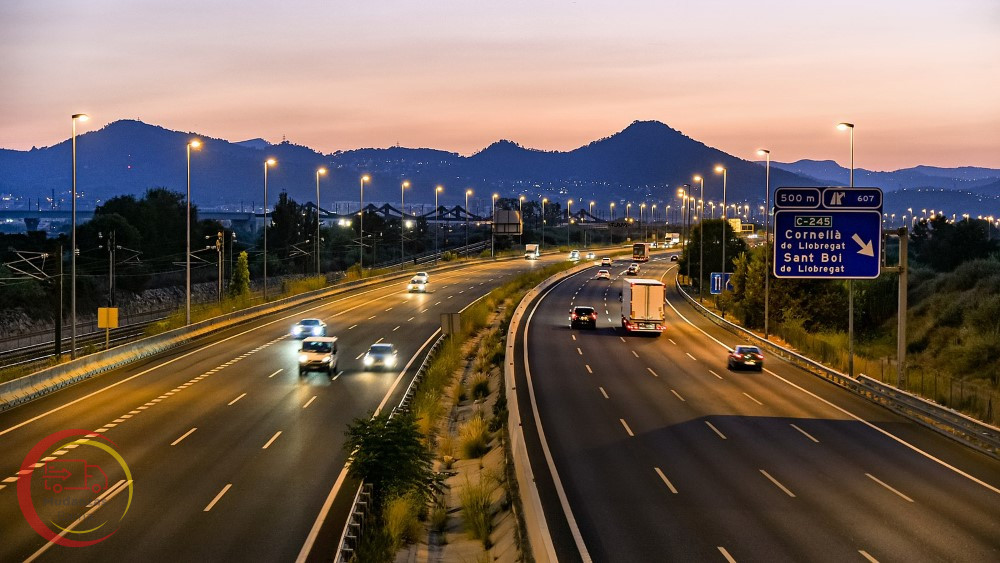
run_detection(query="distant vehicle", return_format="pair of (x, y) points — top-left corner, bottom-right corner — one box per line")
(363, 343), (398, 370)
(292, 318), (327, 339)
(298, 336), (338, 376)
(524, 244), (540, 260)
(407, 276), (428, 292)
(621, 278), (665, 334)
(626, 263), (640, 275)
(585, 252), (596, 260)
(601, 257), (613, 266)
(596, 269), (611, 279)
(728, 346), (764, 371)
(569, 306), (598, 329)
(670, 255), (678, 262)
(412, 272), (429, 284)
(632, 242), (651, 262)
(568, 250), (580, 261)
(650, 241), (658, 249)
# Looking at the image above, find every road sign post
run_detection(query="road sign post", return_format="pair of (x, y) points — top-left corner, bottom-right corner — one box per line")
(709, 272), (733, 295)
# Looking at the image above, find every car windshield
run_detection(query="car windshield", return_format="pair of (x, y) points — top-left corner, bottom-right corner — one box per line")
(599, 270), (608, 274)
(736, 346), (761, 354)
(302, 341), (331, 353)
(369, 344), (395, 355)
(417, 272), (428, 278)
(410, 277), (424, 283)
(299, 319), (321, 326)
(574, 307), (595, 315)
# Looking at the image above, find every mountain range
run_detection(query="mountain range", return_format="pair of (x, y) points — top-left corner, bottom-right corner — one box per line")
(1, 119), (998, 220)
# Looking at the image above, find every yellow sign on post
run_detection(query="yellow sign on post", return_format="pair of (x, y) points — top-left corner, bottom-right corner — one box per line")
(98, 307), (119, 350)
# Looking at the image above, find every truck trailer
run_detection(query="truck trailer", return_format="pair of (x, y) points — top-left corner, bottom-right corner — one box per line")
(621, 278), (665, 334)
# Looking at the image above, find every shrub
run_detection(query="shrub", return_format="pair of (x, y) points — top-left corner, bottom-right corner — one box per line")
(430, 502), (448, 536)
(470, 373), (490, 399)
(459, 415), (491, 459)
(384, 494), (423, 549)
(459, 475), (496, 548)
(452, 380), (467, 406)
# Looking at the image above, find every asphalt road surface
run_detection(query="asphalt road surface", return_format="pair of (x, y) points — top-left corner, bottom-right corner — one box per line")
(0, 254), (565, 562)
(515, 253), (1000, 562)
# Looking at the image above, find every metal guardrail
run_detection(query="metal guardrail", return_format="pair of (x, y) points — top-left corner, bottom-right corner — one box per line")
(674, 281), (1000, 459)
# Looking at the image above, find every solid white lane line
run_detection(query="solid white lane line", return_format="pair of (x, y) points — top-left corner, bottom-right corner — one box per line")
(24, 479), (131, 563)
(227, 393), (247, 406)
(685, 352), (697, 361)
(585, 364), (593, 374)
(647, 368), (659, 377)
(393, 325), (401, 331)
(631, 350), (639, 358)
(668, 338), (677, 345)
(268, 369), (283, 378)
(620, 418), (635, 437)
(654, 467), (679, 494)
(171, 427), (197, 446)
(718, 546), (737, 563)
(705, 421), (727, 439)
(303, 396), (317, 409)
(204, 484), (232, 512)
(859, 550), (879, 563)
(577, 347), (583, 355)
(866, 473), (914, 502)
(708, 369), (723, 380)
(348, 324), (357, 330)
(599, 387), (609, 399)
(790, 424), (820, 443)
(760, 469), (796, 497)
(743, 392), (763, 406)
(262, 431), (282, 449)
(670, 389), (685, 402)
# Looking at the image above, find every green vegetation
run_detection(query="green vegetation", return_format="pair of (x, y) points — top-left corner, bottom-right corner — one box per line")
(459, 474), (497, 549)
(458, 414), (491, 459)
(344, 412), (438, 507)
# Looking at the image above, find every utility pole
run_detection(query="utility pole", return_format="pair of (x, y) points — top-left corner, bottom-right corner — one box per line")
(883, 227), (908, 387)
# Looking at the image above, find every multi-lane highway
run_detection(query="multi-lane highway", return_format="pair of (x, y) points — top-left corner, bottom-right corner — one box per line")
(515, 254), (1000, 562)
(0, 255), (562, 562)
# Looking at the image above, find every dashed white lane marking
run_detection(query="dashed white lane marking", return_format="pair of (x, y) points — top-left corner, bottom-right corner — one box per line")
(227, 393), (247, 406)
(654, 467), (679, 494)
(708, 369), (723, 380)
(407, 317), (415, 322)
(128, 410), (140, 415)
(668, 338), (677, 345)
(112, 419), (125, 424)
(385, 307), (393, 311)
(647, 368), (659, 377)
(459, 290), (465, 294)
(367, 315), (376, 320)
(375, 337), (384, 343)
(705, 421), (727, 439)
(631, 350), (639, 358)
(859, 550), (879, 563)
(355, 352), (365, 360)
(204, 484), (233, 512)
(685, 352), (697, 361)
(670, 389), (685, 402)
(421, 308), (429, 313)
(599, 387), (609, 399)
(435, 301), (442, 306)
(619, 336), (626, 343)
(393, 325), (401, 331)
(866, 473), (914, 502)
(447, 295), (454, 299)
(790, 424), (820, 443)
(268, 369), (283, 378)
(571, 334), (576, 341)
(718, 546), (737, 563)
(171, 428), (197, 446)
(348, 324), (358, 330)
(620, 419), (635, 437)
(262, 431), (282, 450)
(577, 347), (583, 355)
(743, 393), (763, 406)
(332, 373), (341, 381)
(585, 365), (593, 374)
(303, 396), (317, 409)
(760, 469), (796, 497)
(3, 477), (18, 483)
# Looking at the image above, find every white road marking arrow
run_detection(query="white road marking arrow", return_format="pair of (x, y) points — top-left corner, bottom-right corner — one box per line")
(852, 233), (874, 256)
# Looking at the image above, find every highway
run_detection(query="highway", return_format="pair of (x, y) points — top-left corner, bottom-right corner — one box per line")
(0, 255), (561, 562)
(515, 253), (1000, 562)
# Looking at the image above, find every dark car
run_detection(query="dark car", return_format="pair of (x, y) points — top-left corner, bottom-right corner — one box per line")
(728, 345), (764, 371)
(670, 255), (678, 262)
(569, 306), (598, 329)
(363, 343), (398, 370)
(292, 318), (327, 339)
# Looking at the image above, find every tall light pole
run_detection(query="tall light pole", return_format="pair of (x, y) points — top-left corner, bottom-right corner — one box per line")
(70, 113), (89, 359)
(519, 195), (525, 245)
(651, 203), (657, 244)
(400, 180), (410, 264)
(541, 197), (548, 251)
(567, 199), (573, 247)
(315, 167), (327, 275)
(694, 175), (705, 300)
(609, 202), (615, 244)
(186, 139), (202, 325)
(588, 201), (595, 248)
(640, 203), (646, 241)
(263, 158), (276, 300)
(757, 149), (772, 339)
(359, 175), (369, 269)
(465, 189), (473, 256)
(434, 186), (443, 264)
(838, 122), (856, 377)
(492, 193), (499, 257)
(715, 166), (728, 277)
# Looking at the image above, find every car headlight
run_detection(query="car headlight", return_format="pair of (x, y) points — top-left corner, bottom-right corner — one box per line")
(312, 327), (322, 334)
(363, 356), (374, 366)
(385, 357), (397, 367)
(298, 354), (308, 363)
(292, 326), (302, 334)
(321, 355), (331, 363)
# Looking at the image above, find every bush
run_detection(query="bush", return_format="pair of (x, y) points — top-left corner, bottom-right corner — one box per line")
(470, 373), (490, 399)
(452, 379), (467, 406)
(459, 415), (491, 459)
(413, 389), (444, 438)
(384, 494), (423, 549)
(459, 475), (496, 548)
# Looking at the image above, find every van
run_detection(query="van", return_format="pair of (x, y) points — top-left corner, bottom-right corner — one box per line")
(298, 336), (339, 377)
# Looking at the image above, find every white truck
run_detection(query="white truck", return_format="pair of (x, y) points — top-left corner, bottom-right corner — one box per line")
(524, 244), (540, 260)
(620, 278), (665, 334)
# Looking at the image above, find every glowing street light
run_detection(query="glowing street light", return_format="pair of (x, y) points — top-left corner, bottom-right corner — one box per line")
(837, 121), (856, 377)
(693, 174), (705, 300)
(466, 189), (473, 256)
(435, 185), (444, 264)
(186, 139), (202, 325)
(70, 113), (89, 358)
(715, 166), (728, 282)
(401, 180), (410, 264)
(492, 193), (499, 257)
(567, 198), (573, 246)
(316, 167), (327, 274)
(757, 148), (772, 337)
(541, 197), (548, 250)
(359, 174), (370, 269)
(263, 158), (277, 299)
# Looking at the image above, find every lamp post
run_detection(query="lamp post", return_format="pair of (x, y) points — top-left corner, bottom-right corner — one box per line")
(609, 202), (615, 244)
(359, 175), (369, 269)
(694, 175), (705, 300)
(70, 113), (89, 358)
(640, 203), (646, 241)
(567, 199), (573, 247)
(519, 195), (525, 245)
(263, 158), (276, 300)
(185, 139), (202, 325)
(588, 201), (595, 248)
(401, 180), (410, 264)
(715, 166), (728, 277)
(492, 193), (499, 257)
(541, 197), (548, 251)
(316, 167), (327, 274)
(435, 186), (443, 264)
(465, 189), (473, 256)
(838, 122), (856, 377)
(757, 149), (772, 339)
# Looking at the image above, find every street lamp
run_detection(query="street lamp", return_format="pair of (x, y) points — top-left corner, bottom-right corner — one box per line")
(837, 122), (856, 377)
(541, 197), (548, 251)
(518, 195), (525, 245)
(567, 199), (573, 247)
(70, 113), (89, 358)
(435, 186), (444, 264)
(492, 193), (499, 257)
(401, 180), (410, 264)
(715, 166), (728, 279)
(316, 167), (327, 274)
(640, 202), (646, 241)
(466, 189), (473, 256)
(694, 174), (705, 300)
(263, 158), (277, 300)
(359, 175), (370, 269)
(609, 202), (615, 244)
(588, 200), (595, 248)
(186, 139), (202, 325)
(757, 149), (772, 339)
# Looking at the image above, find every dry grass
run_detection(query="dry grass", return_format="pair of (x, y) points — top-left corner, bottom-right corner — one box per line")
(459, 415), (491, 459)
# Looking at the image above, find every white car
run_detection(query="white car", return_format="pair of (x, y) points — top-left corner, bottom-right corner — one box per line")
(407, 276), (427, 292)
(568, 250), (580, 261)
(292, 318), (327, 339)
(601, 257), (613, 266)
(596, 269), (611, 279)
(585, 252), (596, 260)
(363, 343), (398, 370)
(298, 336), (338, 377)
(413, 272), (429, 283)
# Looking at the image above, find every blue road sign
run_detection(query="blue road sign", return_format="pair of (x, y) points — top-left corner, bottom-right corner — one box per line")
(774, 187), (882, 210)
(710, 272), (733, 294)
(773, 210), (882, 279)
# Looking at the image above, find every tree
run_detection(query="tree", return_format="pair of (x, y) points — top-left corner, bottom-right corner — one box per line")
(344, 412), (438, 508)
(910, 216), (998, 272)
(682, 219), (747, 292)
(228, 251), (250, 299)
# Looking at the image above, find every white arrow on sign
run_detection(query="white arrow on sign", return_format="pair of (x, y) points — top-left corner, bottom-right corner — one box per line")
(852, 233), (874, 257)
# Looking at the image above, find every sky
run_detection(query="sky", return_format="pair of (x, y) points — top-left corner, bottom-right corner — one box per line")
(2, 0), (999, 170)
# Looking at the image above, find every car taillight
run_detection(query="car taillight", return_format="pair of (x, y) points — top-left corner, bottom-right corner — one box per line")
(591, 313), (597, 319)
(571, 314), (577, 319)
